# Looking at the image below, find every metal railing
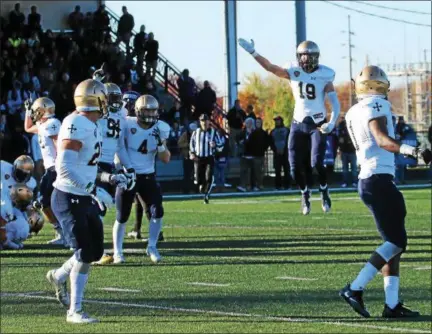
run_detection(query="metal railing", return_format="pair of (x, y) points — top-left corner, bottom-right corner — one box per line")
(105, 7), (228, 135)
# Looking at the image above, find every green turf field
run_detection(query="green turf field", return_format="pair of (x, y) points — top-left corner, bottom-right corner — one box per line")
(1, 189), (431, 333)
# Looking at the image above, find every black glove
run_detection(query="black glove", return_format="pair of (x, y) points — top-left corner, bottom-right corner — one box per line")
(152, 127), (163, 146)
(419, 148), (432, 165)
(32, 200), (42, 210)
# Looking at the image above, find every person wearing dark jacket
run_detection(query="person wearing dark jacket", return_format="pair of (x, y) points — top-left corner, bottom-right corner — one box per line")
(177, 69), (196, 113)
(245, 104), (257, 120)
(195, 80), (216, 120)
(134, 25), (148, 71)
(337, 117), (357, 187)
(68, 5), (84, 32)
(237, 117), (256, 192)
(250, 118), (270, 190)
(117, 6), (134, 54)
(27, 6), (42, 34)
(270, 116), (290, 189)
(227, 99), (246, 157)
(145, 33), (159, 80)
(8, 3), (25, 34)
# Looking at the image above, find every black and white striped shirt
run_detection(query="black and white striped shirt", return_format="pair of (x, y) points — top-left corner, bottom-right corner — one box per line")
(189, 128), (225, 157)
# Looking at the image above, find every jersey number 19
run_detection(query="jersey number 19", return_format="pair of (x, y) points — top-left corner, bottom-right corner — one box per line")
(298, 82), (316, 100)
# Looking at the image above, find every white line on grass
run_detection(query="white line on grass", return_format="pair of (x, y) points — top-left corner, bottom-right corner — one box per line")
(414, 266), (432, 271)
(1, 292), (429, 334)
(186, 282), (231, 287)
(275, 276), (318, 281)
(98, 287), (141, 293)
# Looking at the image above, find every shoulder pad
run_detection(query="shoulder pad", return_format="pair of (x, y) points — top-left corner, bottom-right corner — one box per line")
(318, 65), (336, 82)
(61, 114), (95, 142)
(44, 118), (61, 136)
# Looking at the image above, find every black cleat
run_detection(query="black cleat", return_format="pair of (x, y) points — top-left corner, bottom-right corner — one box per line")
(339, 284), (370, 318)
(204, 195), (209, 204)
(382, 302), (420, 318)
(319, 186), (331, 213)
(301, 190), (311, 215)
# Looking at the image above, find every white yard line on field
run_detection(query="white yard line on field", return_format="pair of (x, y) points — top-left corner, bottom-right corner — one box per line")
(1, 292), (430, 334)
(98, 287), (141, 293)
(275, 276), (318, 281)
(414, 266), (432, 271)
(186, 282), (231, 287)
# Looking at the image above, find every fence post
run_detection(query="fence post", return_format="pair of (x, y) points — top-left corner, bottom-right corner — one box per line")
(164, 62), (168, 93)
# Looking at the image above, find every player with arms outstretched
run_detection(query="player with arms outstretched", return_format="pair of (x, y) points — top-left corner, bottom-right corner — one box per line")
(340, 65), (431, 318)
(45, 79), (108, 324)
(112, 95), (171, 264)
(24, 97), (66, 246)
(238, 39), (340, 215)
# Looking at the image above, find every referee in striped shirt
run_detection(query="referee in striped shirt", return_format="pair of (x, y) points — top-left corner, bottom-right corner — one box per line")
(189, 114), (225, 203)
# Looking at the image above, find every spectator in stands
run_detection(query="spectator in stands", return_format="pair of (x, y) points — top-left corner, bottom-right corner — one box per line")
(169, 100), (187, 125)
(168, 121), (182, 156)
(250, 117), (270, 190)
(8, 3), (25, 34)
(195, 80), (216, 120)
(214, 137), (229, 192)
(237, 117), (256, 192)
(177, 69), (196, 113)
(129, 64), (139, 89)
(178, 122), (198, 194)
(245, 104), (256, 120)
(158, 102), (172, 125)
(145, 32), (159, 80)
(270, 116), (290, 190)
(83, 12), (93, 35)
(118, 6), (135, 55)
(7, 31), (22, 49)
(93, 5), (110, 41)
(23, 81), (40, 102)
(227, 99), (246, 157)
(27, 31), (40, 48)
(27, 6), (42, 34)
(133, 25), (147, 71)
(337, 117), (357, 187)
(68, 5), (84, 33)
(7, 81), (23, 116)
(4, 113), (31, 162)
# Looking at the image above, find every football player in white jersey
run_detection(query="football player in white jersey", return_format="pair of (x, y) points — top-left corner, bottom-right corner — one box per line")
(45, 79), (108, 324)
(1, 156), (37, 223)
(238, 39), (340, 215)
(93, 82), (134, 265)
(110, 95), (171, 264)
(339, 65), (431, 318)
(24, 97), (66, 246)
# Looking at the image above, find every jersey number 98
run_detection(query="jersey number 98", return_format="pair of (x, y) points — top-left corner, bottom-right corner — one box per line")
(299, 82), (316, 100)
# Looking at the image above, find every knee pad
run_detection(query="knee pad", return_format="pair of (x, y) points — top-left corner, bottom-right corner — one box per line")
(375, 241), (403, 262)
(149, 204), (164, 219)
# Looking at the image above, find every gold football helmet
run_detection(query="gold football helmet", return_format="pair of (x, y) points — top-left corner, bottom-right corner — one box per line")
(355, 65), (390, 98)
(135, 95), (159, 126)
(26, 207), (45, 235)
(30, 97), (55, 122)
(296, 41), (320, 72)
(104, 83), (123, 113)
(13, 155), (35, 183)
(74, 79), (108, 117)
(10, 183), (34, 210)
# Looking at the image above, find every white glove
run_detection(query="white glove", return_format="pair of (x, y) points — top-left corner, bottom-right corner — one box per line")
(320, 122), (335, 134)
(92, 187), (114, 213)
(109, 174), (128, 190)
(0, 200), (15, 222)
(238, 38), (256, 54)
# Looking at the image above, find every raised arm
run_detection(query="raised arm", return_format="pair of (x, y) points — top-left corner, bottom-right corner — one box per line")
(24, 101), (38, 134)
(238, 38), (290, 80)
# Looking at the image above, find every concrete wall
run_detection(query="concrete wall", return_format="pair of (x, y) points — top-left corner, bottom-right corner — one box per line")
(1, 0), (100, 31)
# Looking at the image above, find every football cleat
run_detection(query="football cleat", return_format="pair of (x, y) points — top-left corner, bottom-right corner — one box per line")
(113, 254), (125, 264)
(93, 254), (114, 265)
(382, 302), (420, 318)
(127, 231), (142, 240)
(339, 284), (370, 318)
(301, 190), (311, 215)
(66, 310), (99, 324)
(146, 246), (161, 264)
(319, 187), (331, 213)
(204, 194), (209, 204)
(46, 269), (70, 308)
(47, 234), (66, 246)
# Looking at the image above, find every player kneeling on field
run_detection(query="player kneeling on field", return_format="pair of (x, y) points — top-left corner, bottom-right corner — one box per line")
(0, 184), (44, 250)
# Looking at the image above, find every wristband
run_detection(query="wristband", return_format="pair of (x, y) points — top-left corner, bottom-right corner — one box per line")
(251, 51), (259, 58)
(399, 144), (416, 156)
(25, 109), (32, 117)
(157, 145), (166, 153)
(100, 172), (112, 183)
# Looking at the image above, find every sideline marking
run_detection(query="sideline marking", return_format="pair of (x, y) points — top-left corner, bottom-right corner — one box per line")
(186, 282), (231, 287)
(98, 287), (141, 293)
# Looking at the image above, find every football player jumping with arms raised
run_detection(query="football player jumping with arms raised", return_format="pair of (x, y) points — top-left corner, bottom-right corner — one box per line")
(238, 39), (340, 215)
(340, 65), (431, 318)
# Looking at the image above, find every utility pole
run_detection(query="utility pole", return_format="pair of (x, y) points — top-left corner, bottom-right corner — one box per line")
(342, 15), (355, 106)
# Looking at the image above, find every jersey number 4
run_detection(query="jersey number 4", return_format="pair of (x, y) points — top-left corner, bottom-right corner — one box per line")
(138, 139), (148, 154)
(298, 82), (316, 100)
(88, 142), (102, 166)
